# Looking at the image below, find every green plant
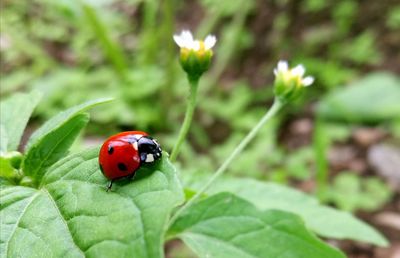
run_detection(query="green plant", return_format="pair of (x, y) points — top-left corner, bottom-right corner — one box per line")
(317, 72), (400, 123)
(1, 1), (396, 255)
(1, 58), (388, 257)
(327, 172), (392, 212)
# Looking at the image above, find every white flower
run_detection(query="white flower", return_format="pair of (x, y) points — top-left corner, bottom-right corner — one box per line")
(173, 30), (217, 79)
(204, 35), (217, 50)
(273, 60), (315, 102)
(173, 30), (216, 51)
(274, 60), (314, 87)
(302, 76), (314, 87)
(273, 60), (289, 75)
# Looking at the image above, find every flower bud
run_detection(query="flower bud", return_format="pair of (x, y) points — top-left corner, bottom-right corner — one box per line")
(273, 60), (314, 102)
(173, 30), (216, 81)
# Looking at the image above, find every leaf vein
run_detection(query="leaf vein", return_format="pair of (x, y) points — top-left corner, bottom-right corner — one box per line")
(28, 116), (87, 180)
(42, 189), (85, 257)
(5, 191), (40, 257)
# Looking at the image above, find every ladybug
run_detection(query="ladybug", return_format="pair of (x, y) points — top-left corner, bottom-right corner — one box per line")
(98, 131), (162, 191)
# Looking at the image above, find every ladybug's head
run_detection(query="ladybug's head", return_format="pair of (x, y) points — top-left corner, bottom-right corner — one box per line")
(137, 136), (162, 164)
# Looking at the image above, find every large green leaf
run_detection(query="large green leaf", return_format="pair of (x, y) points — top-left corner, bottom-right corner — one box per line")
(0, 91), (42, 151)
(22, 113), (90, 183)
(184, 176), (388, 247)
(317, 72), (400, 123)
(0, 125), (8, 152)
(0, 151), (23, 180)
(25, 98), (112, 150)
(1, 148), (184, 258)
(169, 192), (345, 258)
(0, 157), (16, 178)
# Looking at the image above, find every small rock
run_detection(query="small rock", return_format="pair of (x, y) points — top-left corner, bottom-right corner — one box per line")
(348, 158), (368, 174)
(374, 212), (400, 231)
(375, 243), (400, 258)
(329, 145), (358, 171)
(368, 144), (400, 189)
(285, 118), (313, 148)
(290, 118), (313, 135)
(352, 127), (386, 147)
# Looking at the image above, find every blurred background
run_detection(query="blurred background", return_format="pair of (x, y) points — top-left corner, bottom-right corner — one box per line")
(1, 0), (399, 257)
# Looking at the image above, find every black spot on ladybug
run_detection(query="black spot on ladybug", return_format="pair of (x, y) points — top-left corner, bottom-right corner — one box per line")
(118, 163), (127, 171)
(99, 164), (104, 174)
(108, 145), (114, 154)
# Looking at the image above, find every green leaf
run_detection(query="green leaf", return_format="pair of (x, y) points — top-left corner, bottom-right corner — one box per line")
(0, 157), (17, 179)
(22, 113), (90, 183)
(318, 72), (400, 123)
(327, 173), (392, 212)
(0, 125), (8, 152)
(25, 98), (112, 150)
(184, 176), (388, 247)
(201, 0), (255, 17)
(0, 151), (23, 180)
(1, 148), (184, 258)
(0, 91), (42, 151)
(169, 192), (345, 258)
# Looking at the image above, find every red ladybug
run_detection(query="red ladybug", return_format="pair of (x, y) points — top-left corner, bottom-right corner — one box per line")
(99, 131), (162, 191)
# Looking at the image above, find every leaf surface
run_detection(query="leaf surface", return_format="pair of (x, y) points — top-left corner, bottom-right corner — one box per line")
(26, 98), (112, 150)
(169, 192), (345, 258)
(184, 176), (388, 246)
(0, 125), (8, 152)
(318, 72), (400, 123)
(1, 149), (184, 258)
(0, 91), (41, 151)
(23, 113), (89, 182)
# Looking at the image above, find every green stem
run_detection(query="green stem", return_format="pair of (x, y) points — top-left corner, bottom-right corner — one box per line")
(200, 0), (251, 94)
(168, 98), (284, 226)
(159, 0), (176, 129)
(81, 4), (128, 80)
(170, 78), (200, 162)
(139, 0), (158, 65)
(313, 117), (329, 201)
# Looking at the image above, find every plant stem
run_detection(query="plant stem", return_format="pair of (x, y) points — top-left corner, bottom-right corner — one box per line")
(200, 0), (251, 94)
(139, 0), (158, 65)
(313, 117), (329, 201)
(170, 77), (200, 162)
(159, 0), (176, 129)
(168, 98), (284, 226)
(81, 4), (128, 80)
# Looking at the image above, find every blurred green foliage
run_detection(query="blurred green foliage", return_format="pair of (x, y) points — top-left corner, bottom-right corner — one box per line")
(327, 172), (392, 212)
(318, 72), (400, 123)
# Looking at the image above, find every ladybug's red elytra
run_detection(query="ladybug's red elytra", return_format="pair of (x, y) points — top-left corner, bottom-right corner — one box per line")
(98, 131), (162, 191)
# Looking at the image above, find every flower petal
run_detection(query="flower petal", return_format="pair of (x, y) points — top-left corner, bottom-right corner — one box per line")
(173, 34), (185, 48)
(302, 76), (314, 86)
(182, 30), (194, 48)
(277, 60), (288, 73)
(204, 35), (217, 50)
(291, 65), (305, 77)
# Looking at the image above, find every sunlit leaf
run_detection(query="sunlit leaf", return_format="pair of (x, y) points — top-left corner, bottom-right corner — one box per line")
(169, 192), (345, 258)
(0, 91), (42, 151)
(1, 149), (184, 258)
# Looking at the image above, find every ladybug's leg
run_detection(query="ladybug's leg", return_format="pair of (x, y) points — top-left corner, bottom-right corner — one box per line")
(127, 173), (136, 180)
(106, 180), (114, 192)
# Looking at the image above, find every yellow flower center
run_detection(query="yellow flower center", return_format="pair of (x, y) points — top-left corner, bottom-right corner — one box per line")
(282, 69), (302, 87)
(180, 41), (211, 59)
